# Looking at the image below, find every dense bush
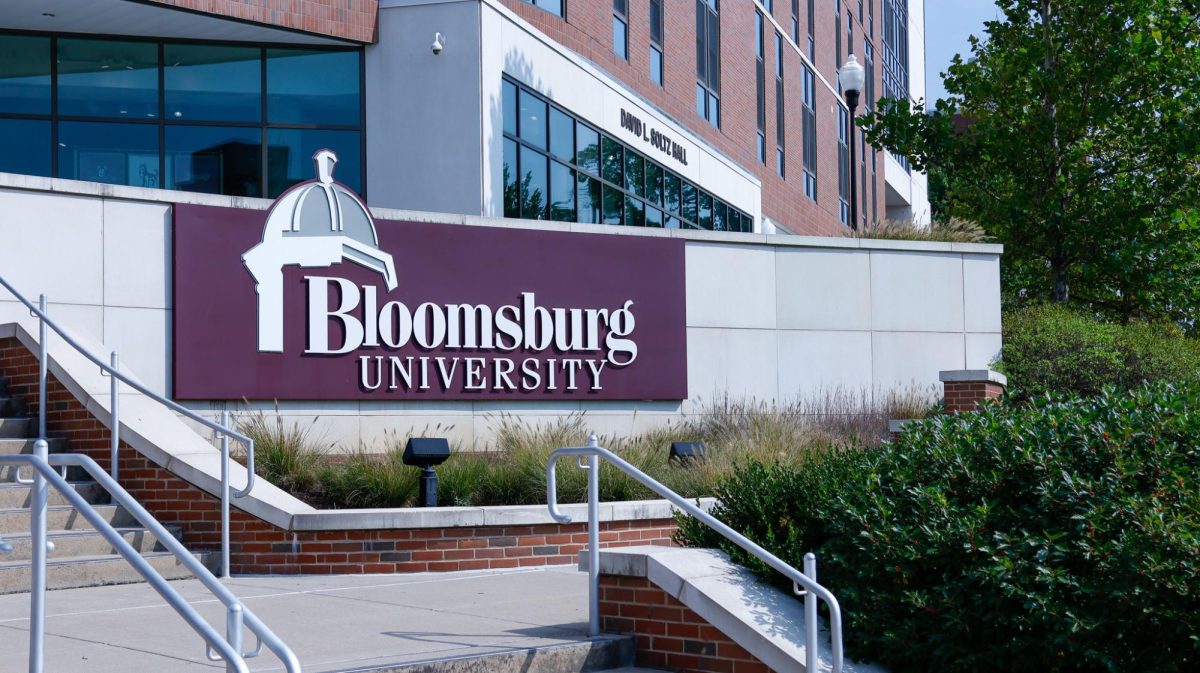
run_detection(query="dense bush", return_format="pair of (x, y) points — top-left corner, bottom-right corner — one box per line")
(999, 303), (1200, 399)
(678, 383), (1200, 673)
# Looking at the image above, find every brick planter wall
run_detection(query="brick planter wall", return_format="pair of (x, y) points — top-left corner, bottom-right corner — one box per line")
(940, 369), (1007, 415)
(0, 337), (676, 574)
(599, 575), (772, 673)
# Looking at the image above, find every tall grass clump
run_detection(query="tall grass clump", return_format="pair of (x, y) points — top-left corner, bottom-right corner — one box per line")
(847, 217), (989, 243)
(239, 389), (931, 509)
(237, 407), (329, 499)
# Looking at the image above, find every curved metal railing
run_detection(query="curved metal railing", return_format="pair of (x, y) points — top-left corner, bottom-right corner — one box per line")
(0, 274), (252, 577)
(0, 449), (301, 673)
(547, 435), (844, 673)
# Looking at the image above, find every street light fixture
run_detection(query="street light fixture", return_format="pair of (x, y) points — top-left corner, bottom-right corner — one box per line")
(838, 54), (865, 231)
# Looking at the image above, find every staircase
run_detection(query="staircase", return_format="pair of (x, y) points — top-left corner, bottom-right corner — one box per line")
(0, 376), (211, 593)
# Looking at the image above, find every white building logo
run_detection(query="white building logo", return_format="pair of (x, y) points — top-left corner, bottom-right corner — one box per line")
(242, 149), (398, 352)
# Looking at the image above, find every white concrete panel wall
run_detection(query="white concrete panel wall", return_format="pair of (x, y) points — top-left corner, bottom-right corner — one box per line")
(0, 178), (1001, 451)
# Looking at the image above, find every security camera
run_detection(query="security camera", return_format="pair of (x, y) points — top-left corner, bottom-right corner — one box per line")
(432, 32), (445, 55)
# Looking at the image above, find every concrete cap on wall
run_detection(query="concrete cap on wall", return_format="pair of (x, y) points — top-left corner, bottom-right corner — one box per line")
(939, 369), (1008, 386)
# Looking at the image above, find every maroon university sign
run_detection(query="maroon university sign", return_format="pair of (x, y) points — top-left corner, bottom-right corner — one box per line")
(172, 154), (687, 401)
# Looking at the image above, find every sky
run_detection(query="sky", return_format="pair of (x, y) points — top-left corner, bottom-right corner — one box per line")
(923, 0), (1005, 104)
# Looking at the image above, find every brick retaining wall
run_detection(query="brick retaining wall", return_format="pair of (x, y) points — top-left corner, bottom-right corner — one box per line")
(0, 337), (675, 574)
(599, 575), (773, 673)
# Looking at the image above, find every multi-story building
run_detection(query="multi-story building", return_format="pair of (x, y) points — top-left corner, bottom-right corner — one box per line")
(0, 0), (928, 235)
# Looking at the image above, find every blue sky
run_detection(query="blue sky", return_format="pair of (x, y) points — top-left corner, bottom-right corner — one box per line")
(924, 0), (1004, 104)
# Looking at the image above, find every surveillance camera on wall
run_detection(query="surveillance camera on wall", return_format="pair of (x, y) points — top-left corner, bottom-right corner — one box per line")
(432, 32), (445, 55)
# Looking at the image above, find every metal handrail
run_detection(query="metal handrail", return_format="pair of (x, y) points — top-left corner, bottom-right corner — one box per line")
(0, 450), (301, 673)
(0, 275), (252, 578)
(547, 435), (844, 673)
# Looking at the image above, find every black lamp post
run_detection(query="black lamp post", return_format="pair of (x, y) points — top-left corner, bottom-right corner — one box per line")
(839, 54), (865, 231)
(402, 438), (451, 507)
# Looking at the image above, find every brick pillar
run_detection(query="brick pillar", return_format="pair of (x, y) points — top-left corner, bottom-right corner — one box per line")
(940, 369), (1007, 414)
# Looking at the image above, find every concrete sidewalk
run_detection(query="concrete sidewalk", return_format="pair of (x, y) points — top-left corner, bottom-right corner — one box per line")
(0, 565), (604, 672)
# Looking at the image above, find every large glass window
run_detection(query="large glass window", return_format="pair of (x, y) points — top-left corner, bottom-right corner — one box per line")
(58, 39), (158, 119)
(802, 64), (817, 201)
(838, 105), (850, 226)
(58, 121), (159, 187)
(0, 118), (50, 176)
(775, 31), (785, 178)
(266, 49), (359, 126)
(501, 76), (751, 232)
(650, 0), (664, 86)
(755, 11), (766, 164)
(0, 31), (363, 198)
(166, 125), (262, 196)
(166, 44), (260, 123)
(0, 35), (51, 115)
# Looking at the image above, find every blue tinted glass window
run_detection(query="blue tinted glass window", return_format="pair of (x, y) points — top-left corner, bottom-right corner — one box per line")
(0, 119), (50, 176)
(0, 35), (51, 114)
(602, 185), (623, 225)
(624, 151), (644, 198)
(664, 172), (681, 214)
(646, 207), (663, 228)
(577, 124), (600, 175)
(58, 39), (158, 119)
(577, 174), (601, 224)
(502, 80), (517, 136)
(549, 160), (575, 222)
(713, 200), (727, 231)
(650, 47), (663, 86)
(519, 145), (548, 219)
(518, 87), (547, 149)
(166, 125), (262, 197)
(646, 163), (663, 206)
(625, 195), (645, 227)
(613, 17), (628, 60)
(698, 192), (713, 229)
(266, 128), (361, 197)
(267, 49), (360, 125)
(58, 121), (159, 187)
(165, 44), (261, 123)
(681, 181), (697, 223)
(503, 138), (519, 217)
(601, 136), (622, 184)
(549, 107), (574, 162)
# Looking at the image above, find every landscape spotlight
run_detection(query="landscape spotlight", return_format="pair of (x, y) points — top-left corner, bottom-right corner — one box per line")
(402, 437), (451, 507)
(669, 441), (706, 466)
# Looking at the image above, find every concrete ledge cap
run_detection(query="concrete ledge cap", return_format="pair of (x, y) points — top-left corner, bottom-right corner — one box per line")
(939, 369), (1007, 386)
(591, 546), (887, 673)
(289, 497), (715, 531)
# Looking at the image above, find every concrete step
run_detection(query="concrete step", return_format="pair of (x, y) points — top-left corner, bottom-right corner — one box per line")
(2, 526), (178, 562)
(0, 550), (216, 594)
(0, 396), (22, 416)
(350, 635), (635, 673)
(0, 481), (109, 508)
(0, 417), (33, 438)
(0, 504), (136, 534)
(0, 437), (69, 455)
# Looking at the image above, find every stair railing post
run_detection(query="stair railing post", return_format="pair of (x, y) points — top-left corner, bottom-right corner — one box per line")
(37, 294), (47, 441)
(226, 603), (244, 673)
(220, 410), (231, 579)
(29, 439), (50, 673)
(586, 434), (601, 638)
(110, 351), (119, 481)
(804, 552), (819, 673)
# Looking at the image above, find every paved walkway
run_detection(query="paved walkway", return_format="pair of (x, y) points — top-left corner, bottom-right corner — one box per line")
(0, 565), (593, 672)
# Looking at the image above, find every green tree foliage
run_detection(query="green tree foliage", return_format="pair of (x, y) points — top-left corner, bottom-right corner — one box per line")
(678, 383), (1200, 672)
(862, 0), (1200, 326)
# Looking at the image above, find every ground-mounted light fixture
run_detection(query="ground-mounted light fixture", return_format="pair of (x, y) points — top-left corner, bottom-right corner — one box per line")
(838, 54), (866, 231)
(402, 437), (451, 507)
(669, 441), (706, 467)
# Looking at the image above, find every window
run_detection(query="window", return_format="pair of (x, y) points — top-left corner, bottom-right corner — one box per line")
(501, 77), (751, 232)
(521, 0), (564, 18)
(755, 12), (766, 164)
(791, 0), (800, 43)
(864, 42), (875, 112)
(834, 1), (842, 92)
(838, 105), (850, 226)
(807, 0), (815, 60)
(0, 32), (362, 197)
(696, 0), (720, 127)
(801, 65), (816, 200)
(883, 0), (910, 171)
(764, 0), (774, 13)
(650, 0), (664, 86)
(613, 0), (629, 60)
(775, 31), (785, 178)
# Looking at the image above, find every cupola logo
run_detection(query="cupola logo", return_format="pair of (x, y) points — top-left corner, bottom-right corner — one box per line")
(242, 149), (398, 352)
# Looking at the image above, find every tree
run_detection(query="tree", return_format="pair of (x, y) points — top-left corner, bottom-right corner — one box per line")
(862, 0), (1200, 327)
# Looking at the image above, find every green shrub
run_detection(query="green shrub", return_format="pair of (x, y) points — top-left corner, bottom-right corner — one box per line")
(679, 383), (1200, 673)
(999, 303), (1200, 398)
